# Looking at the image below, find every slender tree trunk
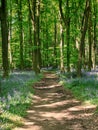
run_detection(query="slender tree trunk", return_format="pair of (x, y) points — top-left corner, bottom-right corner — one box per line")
(92, 0), (97, 70)
(45, 27), (49, 68)
(28, 13), (33, 60)
(59, 0), (65, 73)
(17, 0), (24, 70)
(77, 0), (90, 77)
(32, 0), (41, 74)
(54, 19), (57, 68)
(33, 0), (38, 73)
(59, 0), (71, 72)
(8, 0), (13, 71)
(36, 0), (41, 69)
(60, 20), (64, 72)
(88, 0), (93, 71)
(28, 0), (33, 66)
(66, 0), (70, 72)
(1, 0), (9, 77)
(44, 6), (49, 68)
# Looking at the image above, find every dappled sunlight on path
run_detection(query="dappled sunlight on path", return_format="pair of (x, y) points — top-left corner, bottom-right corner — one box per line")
(14, 72), (97, 130)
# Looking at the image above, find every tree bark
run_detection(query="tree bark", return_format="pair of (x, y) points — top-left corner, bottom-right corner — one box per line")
(77, 0), (90, 77)
(53, 19), (57, 68)
(66, 0), (70, 72)
(1, 0), (9, 77)
(60, 20), (64, 72)
(92, 0), (97, 70)
(16, 0), (24, 70)
(88, 0), (93, 71)
(31, 0), (41, 74)
(8, 0), (13, 71)
(59, 0), (70, 72)
(28, 0), (33, 64)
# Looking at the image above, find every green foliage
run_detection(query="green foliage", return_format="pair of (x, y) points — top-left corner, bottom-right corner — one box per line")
(1, 0), (96, 72)
(62, 73), (98, 104)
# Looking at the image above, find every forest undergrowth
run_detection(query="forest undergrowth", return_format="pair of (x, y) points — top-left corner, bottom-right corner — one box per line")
(1, 70), (98, 130)
(60, 70), (98, 110)
(0, 71), (42, 130)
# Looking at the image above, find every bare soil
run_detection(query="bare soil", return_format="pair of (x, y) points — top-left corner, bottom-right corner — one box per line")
(14, 72), (98, 130)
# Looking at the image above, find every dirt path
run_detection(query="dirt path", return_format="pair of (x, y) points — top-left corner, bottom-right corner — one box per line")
(14, 72), (98, 130)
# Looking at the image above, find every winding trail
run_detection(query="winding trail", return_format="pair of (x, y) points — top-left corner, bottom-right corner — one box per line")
(14, 72), (98, 130)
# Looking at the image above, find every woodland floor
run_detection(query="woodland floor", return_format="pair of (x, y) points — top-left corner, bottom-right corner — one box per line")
(14, 72), (98, 130)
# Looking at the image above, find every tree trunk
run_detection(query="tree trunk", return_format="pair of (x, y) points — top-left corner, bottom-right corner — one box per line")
(92, 0), (97, 70)
(1, 0), (9, 77)
(32, 0), (41, 74)
(8, 0), (13, 71)
(66, 0), (70, 72)
(36, 0), (41, 69)
(53, 19), (57, 68)
(59, 0), (70, 72)
(88, 0), (93, 71)
(28, 0), (33, 66)
(77, 0), (90, 77)
(17, 0), (24, 70)
(60, 20), (64, 73)
(45, 27), (49, 68)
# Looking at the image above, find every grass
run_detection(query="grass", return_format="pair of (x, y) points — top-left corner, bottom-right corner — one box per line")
(60, 71), (98, 105)
(0, 71), (42, 130)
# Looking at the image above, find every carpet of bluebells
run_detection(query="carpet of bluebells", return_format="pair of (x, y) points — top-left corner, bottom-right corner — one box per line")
(60, 70), (98, 104)
(0, 71), (42, 130)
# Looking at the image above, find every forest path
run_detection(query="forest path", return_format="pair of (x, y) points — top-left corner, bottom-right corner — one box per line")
(14, 72), (98, 130)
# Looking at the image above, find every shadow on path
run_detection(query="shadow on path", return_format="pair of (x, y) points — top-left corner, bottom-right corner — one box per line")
(14, 72), (97, 130)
